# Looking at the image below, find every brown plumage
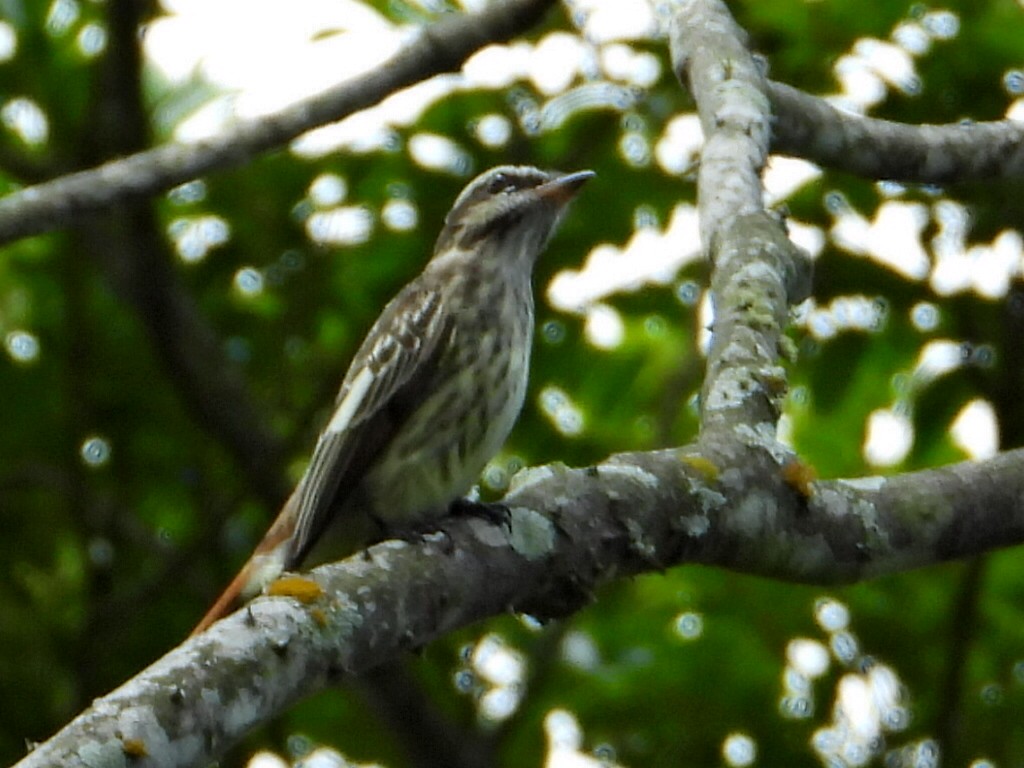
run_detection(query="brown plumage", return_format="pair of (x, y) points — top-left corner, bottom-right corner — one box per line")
(191, 165), (593, 635)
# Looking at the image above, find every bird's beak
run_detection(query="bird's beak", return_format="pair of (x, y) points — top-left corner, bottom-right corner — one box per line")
(535, 170), (596, 205)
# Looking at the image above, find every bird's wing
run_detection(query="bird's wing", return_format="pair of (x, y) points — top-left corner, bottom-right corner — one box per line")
(285, 280), (451, 565)
(189, 281), (452, 637)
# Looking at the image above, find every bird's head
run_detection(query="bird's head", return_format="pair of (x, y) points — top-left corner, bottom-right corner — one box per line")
(432, 165), (594, 267)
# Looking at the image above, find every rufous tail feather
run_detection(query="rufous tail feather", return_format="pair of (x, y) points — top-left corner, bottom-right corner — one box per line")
(190, 495), (299, 636)
(190, 559), (256, 636)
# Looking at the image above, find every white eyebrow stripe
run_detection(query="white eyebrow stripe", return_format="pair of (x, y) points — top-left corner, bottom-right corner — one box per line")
(326, 367), (375, 434)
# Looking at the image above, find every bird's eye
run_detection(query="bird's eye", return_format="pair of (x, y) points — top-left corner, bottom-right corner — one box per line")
(487, 173), (515, 195)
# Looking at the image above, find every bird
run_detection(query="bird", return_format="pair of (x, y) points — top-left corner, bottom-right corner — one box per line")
(191, 165), (594, 635)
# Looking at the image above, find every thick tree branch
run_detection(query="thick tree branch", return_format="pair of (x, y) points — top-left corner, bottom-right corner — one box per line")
(0, 0), (555, 247)
(768, 81), (1024, 183)
(16, 445), (1024, 768)
(670, 0), (811, 442)
(670, 0), (768, 250)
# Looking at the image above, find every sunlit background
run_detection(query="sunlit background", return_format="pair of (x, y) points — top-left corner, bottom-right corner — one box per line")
(16, 0), (1011, 472)
(3, 0), (1024, 765)
(6, 0), (1015, 468)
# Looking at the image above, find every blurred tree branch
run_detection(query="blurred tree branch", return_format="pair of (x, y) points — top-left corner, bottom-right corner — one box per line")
(2, 3), (1022, 249)
(74, 0), (289, 502)
(936, 557), (986, 763)
(0, 0), (556, 246)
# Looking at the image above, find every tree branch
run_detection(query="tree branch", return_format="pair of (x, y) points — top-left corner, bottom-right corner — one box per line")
(15, 445), (1024, 768)
(768, 81), (1024, 183)
(669, 0), (811, 444)
(1, 0), (1016, 254)
(14, 2), (1024, 766)
(0, 0), (556, 247)
(670, 0), (768, 249)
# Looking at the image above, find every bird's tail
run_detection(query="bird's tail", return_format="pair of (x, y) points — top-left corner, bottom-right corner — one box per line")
(190, 496), (299, 637)
(189, 559), (257, 636)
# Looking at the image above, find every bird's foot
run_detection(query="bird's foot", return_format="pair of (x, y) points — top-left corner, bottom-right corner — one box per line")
(448, 497), (512, 529)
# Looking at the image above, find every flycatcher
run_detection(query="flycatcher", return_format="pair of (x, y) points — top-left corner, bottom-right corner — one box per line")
(193, 165), (593, 634)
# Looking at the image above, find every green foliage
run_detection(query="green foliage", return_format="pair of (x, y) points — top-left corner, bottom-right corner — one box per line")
(1, 1), (1024, 767)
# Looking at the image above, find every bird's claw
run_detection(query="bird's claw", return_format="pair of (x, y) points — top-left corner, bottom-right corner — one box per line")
(449, 497), (512, 529)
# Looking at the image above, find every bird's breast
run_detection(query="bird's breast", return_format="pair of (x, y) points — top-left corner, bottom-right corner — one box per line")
(362, 273), (535, 526)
